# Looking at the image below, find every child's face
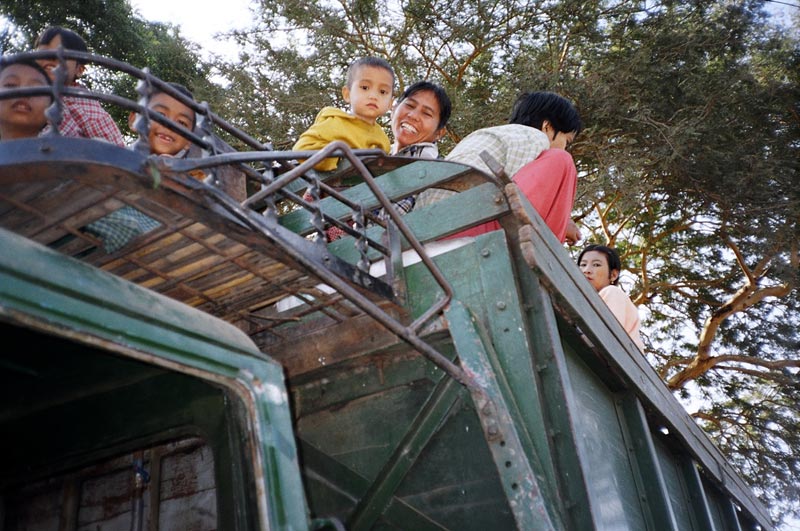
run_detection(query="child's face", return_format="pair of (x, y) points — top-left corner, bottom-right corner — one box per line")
(0, 63), (51, 139)
(342, 65), (394, 124)
(579, 250), (619, 292)
(542, 120), (577, 150)
(35, 35), (84, 85)
(549, 130), (576, 150)
(130, 92), (195, 156)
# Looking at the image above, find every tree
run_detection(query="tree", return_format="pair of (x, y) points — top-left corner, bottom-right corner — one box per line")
(559, 1), (800, 522)
(221, 0), (800, 523)
(0, 0), (224, 129)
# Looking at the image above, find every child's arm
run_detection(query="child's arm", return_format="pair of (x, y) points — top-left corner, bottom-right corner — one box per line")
(292, 107), (351, 172)
(293, 121), (340, 172)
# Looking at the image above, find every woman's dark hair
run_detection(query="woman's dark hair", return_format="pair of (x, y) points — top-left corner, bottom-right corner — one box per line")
(577, 244), (622, 286)
(399, 80), (452, 131)
(509, 91), (582, 136)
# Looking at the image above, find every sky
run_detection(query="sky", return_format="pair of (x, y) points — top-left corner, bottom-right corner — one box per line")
(128, 0), (798, 63)
(129, 0), (255, 61)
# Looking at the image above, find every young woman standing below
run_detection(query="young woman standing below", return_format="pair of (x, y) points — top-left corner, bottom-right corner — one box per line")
(578, 244), (645, 351)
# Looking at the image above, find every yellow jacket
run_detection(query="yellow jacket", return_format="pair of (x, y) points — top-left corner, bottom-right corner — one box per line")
(293, 107), (390, 172)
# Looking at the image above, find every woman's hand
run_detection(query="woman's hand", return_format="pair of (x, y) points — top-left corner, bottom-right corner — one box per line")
(565, 219), (581, 246)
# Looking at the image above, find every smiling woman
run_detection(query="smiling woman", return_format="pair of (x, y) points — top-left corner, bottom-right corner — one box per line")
(390, 80), (452, 159)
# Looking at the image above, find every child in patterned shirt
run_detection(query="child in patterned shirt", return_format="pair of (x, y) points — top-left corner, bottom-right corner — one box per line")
(34, 26), (125, 146)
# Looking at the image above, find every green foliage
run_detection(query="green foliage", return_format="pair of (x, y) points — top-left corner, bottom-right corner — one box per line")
(0, 0), (224, 133)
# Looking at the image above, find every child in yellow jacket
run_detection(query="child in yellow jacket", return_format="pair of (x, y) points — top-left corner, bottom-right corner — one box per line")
(293, 56), (394, 172)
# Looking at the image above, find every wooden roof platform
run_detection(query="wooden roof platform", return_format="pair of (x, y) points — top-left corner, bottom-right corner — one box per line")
(0, 138), (395, 340)
(0, 136), (500, 364)
(0, 49), (503, 384)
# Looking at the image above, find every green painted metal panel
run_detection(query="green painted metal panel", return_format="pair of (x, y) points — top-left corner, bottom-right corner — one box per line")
(446, 300), (557, 530)
(655, 436), (700, 531)
(280, 159), (488, 235)
(617, 394), (680, 530)
(291, 351), (438, 418)
(0, 228), (311, 531)
(327, 182), (509, 265)
(512, 269), (596, 530)
(469, 231), (564, 517)
(348, 376), (465, 530)
(705, 478), (744, 531)
(293, 342), (515, 530)
(564, 349), (649, 530)
(299, 441), (450, 530)
(682, 459), (718, 531)
(392, 404), (515, 529)
(470, 231), (564, 508)
(297, 382), (435, 479)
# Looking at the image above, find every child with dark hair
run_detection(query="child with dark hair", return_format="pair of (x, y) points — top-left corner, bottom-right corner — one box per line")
(293, 56), (395, 172)
(293, 57), (395, 241)
(130, 82), (198, 158)
(83, 82), (203, 253)
(34, 26), (125, 146)
(0, 59), (52, 140)
(578, 244), (645, 351)
(419, 90), (582, 245)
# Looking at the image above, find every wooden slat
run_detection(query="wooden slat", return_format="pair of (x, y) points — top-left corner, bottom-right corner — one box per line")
(0, 138), (400, 346)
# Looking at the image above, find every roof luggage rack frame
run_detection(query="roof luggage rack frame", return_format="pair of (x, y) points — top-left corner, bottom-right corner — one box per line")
(0, 49), (479, 389)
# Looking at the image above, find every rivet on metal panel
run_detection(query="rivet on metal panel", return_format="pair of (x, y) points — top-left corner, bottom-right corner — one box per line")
(496, 301), (507, 310)
(480, 248), (491, 257)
